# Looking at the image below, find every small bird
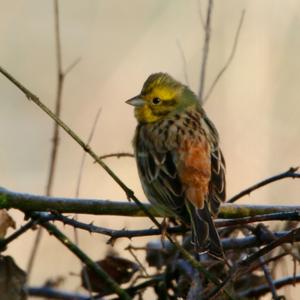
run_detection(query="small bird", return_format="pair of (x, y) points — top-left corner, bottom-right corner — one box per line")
(126, 73), (225, 259)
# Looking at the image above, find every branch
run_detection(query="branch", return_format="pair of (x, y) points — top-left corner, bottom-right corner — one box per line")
(0, 186), (297, 218)
(239, 274), (300, 298)
(203, 10), (245, 102)
(27, 286), (91, 300)
(1, 186), (300, 218)
(228, 167), (300, 203)
(0, 219), (37, 250)
(99, 152), (134, 160)
(198, 0), (213, 102)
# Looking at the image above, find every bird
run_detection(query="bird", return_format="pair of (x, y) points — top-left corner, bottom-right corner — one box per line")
(126, 73), (226, 259)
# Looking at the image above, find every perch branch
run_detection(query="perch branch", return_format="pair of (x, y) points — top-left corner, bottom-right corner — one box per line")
(1, 187), (300, 218)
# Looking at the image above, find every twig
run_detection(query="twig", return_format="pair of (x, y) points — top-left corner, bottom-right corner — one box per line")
(126, 246), (149, 276)
(0, 219), (37, 250)
(198, 0), (213, 102)
(176, 39), (189, 85)
(239, 227), (300, 268)
(32, 213), (300, 251)
(74, 107), (101, 299)
(99, 152), (134, 160)
(216, 211), (300, 227)
(259, 256), (281, 300)
(203, 10), (245, 102)
(76, 107), (102, 198)
(197, 0), (205, 30)
(27, 286), (92, 300)
(209, 227), (300, 299)
(27, 0), (64, 277)
(227, 167), (300, 203)
(239, 274), (300, 298)
(32, 212), (132, 300)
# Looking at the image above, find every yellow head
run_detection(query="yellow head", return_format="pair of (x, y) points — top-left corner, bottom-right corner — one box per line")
(126, 73), (198, 123)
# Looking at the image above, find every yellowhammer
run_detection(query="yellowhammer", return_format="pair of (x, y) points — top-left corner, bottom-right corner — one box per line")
(126, 73), (225, 259)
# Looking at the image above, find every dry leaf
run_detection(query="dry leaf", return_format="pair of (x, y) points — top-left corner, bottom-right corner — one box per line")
(81, 254), (139, 295)
(0, 255), (27, 300)
(0, 209), (16, 238)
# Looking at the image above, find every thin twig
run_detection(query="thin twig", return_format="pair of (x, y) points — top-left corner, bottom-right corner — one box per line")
(27, 0), (64, 278)
(0, 219), (37, 250)
(259, 256), (281, 300)
(64, 57), (81, 76)
(197, 0), (206, 30)
(205, 227), (300, 299)
(203, 10), (245, 102)
(239, 274), (300, 298)
(74, 108), (101, 299)
(27, 286), (91, 300)
(99, 152), (134, 160)
(76, 107), (102, 197)
(176, 39), (189, 85)
(228, 167), (300, 203)
(198, 0), (213, 102)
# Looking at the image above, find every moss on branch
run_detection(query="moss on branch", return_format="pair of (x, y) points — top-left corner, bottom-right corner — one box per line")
(1, 187), (300, 219)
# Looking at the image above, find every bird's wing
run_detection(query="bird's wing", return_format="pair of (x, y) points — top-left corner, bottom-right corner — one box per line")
(202, 114), (226, 216)
(134, 126), (187, 218)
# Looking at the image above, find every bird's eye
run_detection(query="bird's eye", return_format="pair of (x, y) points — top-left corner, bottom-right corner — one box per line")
(152, 97), (161, 105)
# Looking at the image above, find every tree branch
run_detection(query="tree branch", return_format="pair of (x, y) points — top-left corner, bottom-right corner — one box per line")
(203, 10), (245, 102)
(198, 0), (213, 102)
(27, 286), (91, 300)
(239, 274), (300, 298)
(228, 167), (300, 203)
(1, 186), (300, 218)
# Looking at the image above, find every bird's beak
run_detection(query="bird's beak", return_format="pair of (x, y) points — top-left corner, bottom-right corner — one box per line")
(125, 95), (145, 107)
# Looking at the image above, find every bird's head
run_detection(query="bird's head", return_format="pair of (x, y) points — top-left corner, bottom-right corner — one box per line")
(126, 73), (199, 123)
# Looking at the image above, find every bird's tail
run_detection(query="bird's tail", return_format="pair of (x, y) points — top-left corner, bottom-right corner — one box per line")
(187, 201), (224, 259)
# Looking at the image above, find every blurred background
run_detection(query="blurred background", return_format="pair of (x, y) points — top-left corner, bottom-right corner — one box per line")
(1, 0), (300, 298)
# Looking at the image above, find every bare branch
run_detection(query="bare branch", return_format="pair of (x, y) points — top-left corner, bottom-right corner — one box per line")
(99, 152), (134, 160)
(1, 186), (300, 218)
(0, 219), (38, 250)
(197, 0), (206, 30)
(176, 39), (189, 85)
(27, 286), (91, 300)
(203, 10), (245, 102)
(76, 107), (102, 198)
(27, 0), (65, 277)
(239, 274), (300, 298)
(259, 256), (282, 300)
(198, 0), (213, 102)
(63, 57), (81, 76)
(228, 167), (300, 203)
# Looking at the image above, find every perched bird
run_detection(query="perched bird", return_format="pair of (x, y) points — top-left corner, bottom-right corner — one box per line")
(126, 73), (226, 259)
